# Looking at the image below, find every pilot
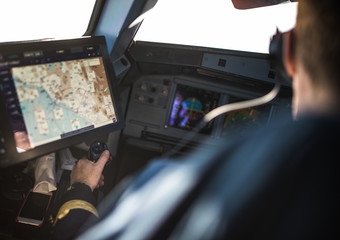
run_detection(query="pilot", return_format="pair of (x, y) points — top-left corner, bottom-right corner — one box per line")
(44, 0), (340, 239)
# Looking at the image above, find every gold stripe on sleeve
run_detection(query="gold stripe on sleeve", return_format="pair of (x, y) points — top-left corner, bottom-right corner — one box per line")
(53, 200), (99, 226)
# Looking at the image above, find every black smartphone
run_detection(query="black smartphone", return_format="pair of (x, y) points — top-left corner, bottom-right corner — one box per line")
(16, 190), (53, 227)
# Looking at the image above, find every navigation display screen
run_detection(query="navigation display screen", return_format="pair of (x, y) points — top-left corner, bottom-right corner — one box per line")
(222, 95), (272, 136)
(168, 84), (220, 134)
(0, 37), (123, 154)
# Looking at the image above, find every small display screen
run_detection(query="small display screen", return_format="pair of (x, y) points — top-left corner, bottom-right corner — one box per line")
(168, 84), (220, 134)
(222, 95), (272, 136)
(0, 38), (118, 153)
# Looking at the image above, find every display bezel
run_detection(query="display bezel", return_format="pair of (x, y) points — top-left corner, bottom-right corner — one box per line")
(0, 36), (125, 167)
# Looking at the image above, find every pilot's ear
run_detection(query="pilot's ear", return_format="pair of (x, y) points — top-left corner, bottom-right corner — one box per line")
(282, 29), (296, 77)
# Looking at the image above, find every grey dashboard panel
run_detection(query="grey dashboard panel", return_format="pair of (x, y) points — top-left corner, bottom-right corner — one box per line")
(128, 41), (290, 87)
(123, 74), (287, 148)
(201, 53), (277, 85)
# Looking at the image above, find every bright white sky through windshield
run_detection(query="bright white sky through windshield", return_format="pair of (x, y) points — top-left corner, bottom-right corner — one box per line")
(0, 0), (96, 42)
(135, 0), (298, 54)
(0, 0), (297, 54)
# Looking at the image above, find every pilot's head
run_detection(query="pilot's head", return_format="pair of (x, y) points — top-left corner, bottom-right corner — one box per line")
(283, 0), (340, 119)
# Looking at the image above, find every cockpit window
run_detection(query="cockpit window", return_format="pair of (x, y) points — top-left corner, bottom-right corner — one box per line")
(135, 0), (298, 54)
(0, 0), (96, 43)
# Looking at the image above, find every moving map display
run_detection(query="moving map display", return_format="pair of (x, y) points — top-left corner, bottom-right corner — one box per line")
(0, 37), (121, 154)
(222, 95), (272, 136)
(11, 57), (116, 150)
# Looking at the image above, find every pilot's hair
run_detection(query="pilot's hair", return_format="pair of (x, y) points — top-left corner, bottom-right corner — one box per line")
(295, 0), (340, 92)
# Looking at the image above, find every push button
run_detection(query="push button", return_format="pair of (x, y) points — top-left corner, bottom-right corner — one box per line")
(0, 147), (6, 156)
(0, 134), (6, 157)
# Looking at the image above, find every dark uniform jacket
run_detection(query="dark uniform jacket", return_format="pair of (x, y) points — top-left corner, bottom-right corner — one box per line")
(45, 114), (340, 239)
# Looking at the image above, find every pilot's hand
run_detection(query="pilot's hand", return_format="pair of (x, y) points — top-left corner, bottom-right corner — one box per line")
(70, 150), (110, 192)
